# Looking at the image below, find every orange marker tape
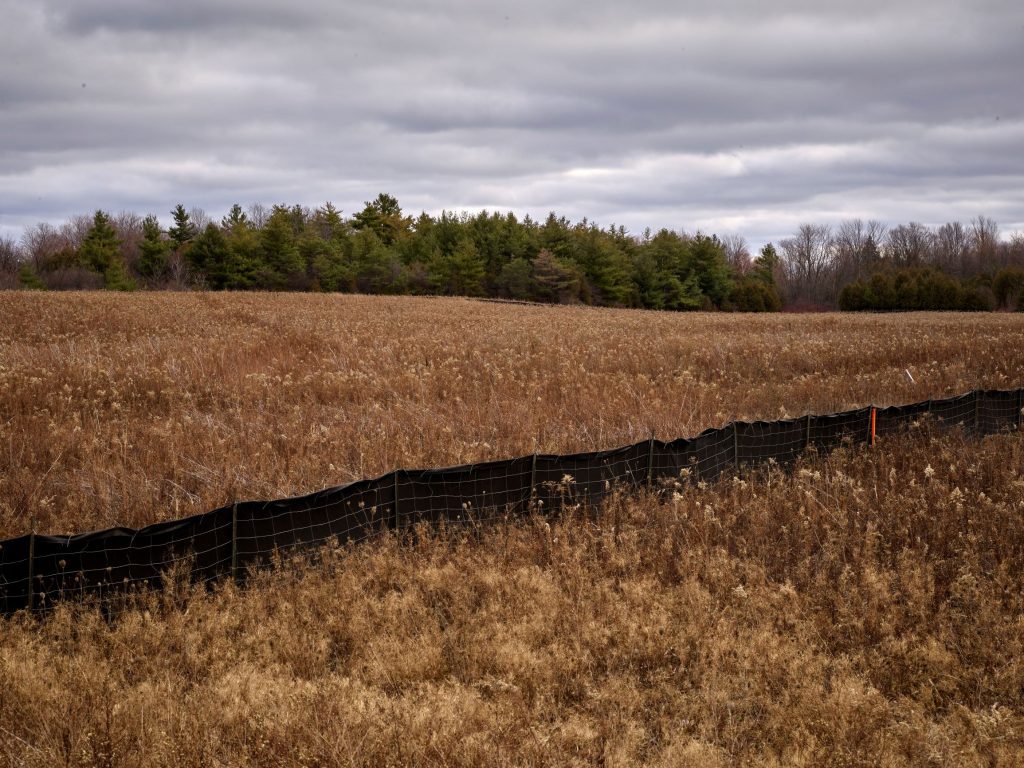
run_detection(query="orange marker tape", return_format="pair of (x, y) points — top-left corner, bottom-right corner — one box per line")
(870, 407), (877, 446)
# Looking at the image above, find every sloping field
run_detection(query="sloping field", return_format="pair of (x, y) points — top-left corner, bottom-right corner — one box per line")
(1, 292), (1023, 536)
(1, 293), (1023, 765)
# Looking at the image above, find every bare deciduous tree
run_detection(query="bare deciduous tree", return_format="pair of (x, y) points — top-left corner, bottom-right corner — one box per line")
(0, 234), (21, 272)
(934, 221), (972, 276)
(20, 222), (71, 271)
(721, 234), (752, 276)
(832, 219), (885, 292)
(970, 215), (1001, 272)
(60, 214), (94, 251)
(885, 222), (933, 268)
(247, 203), (270, 229)
(189, 207), (212, 232)
(113, 210), (145, 273)
(0, 235), (21, 287)
(1004, 232), (1024, 269)
(779, 224), (834, 305)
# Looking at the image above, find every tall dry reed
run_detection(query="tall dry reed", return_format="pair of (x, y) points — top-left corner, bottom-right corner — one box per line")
(2, 292), (1023, 536)
(1, 429), (1022, 765)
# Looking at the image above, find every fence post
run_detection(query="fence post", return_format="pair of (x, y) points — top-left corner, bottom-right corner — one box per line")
(393, 470), (401, 531)
(230, 501), (238, 584)
(805, 413), (812, 450)
(869, 407), (876, 447)
(530, 452), (538, 505)
(732, 422), (740, 470)
(973, 390), (981, 434)
(26, 516), (36, 612)
(1017, 388), (1023, 431)
(646, 435), (655, 489)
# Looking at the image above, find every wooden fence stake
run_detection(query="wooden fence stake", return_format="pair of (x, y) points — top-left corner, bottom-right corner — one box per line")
(26, 518), (36, 612)
(646, 436), (656, 489)
(231, 502), (238, 583)
(530, 452), (538, 501)
(393, 470), (401, 531)
(733, 422), (740, 469)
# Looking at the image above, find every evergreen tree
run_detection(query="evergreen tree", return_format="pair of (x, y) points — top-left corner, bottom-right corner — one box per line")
(138, 215), (171, 280)
(531, 250), (583, 303)
(190, 224), (232, 289)
(18, 264), (45, 290)
(637, 230), (699, 309)
(102, 257), (136, 291)
(223, 219), (261, 289)
(258, 207), (305, 289)
(221, 204), (250, 230)
(540, 213), (577, 262)
(311, 202), (347, 241)
(496, 258), (534, 300)
(429, 237), (486, 296)
(351, 193), (411, 247)
(350, 230), (399, 293)
(168, 204), (197, 250)
(742, 243), (783, 310)
(685, 234), (733, 307)
(752, 243), (781, 285)
(309, 238), (355, 291)
(729, 278), (782, 312)
(993, 267), (1024, 310)
(78, 210), (121, 276)
(587, 237), (635, 306)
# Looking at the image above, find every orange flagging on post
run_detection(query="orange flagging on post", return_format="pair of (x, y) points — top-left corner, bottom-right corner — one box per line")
(870, 407), (877, 446)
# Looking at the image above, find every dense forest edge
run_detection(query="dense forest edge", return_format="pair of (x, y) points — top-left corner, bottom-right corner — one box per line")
(3, 194), (1024, 311)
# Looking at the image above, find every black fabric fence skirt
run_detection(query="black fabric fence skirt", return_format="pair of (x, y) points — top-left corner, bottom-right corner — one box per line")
(2, 387), (1021, 615)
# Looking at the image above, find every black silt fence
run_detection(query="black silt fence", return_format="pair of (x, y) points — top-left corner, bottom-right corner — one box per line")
(234, 473), (396, 578)
(395, 457), (535, 528)
(2, 387), (1021, 615)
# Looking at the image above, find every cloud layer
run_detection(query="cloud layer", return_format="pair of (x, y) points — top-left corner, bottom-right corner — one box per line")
(2, 0), (1022, 244)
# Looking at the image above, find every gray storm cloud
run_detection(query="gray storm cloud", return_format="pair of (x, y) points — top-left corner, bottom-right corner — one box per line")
(1, 0), (1022, 244)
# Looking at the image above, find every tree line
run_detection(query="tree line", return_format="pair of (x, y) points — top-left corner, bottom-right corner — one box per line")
(2, 195), (1022, 311)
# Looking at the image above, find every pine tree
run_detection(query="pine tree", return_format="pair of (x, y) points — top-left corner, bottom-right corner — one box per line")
(752, 243), (781, 285)
(496, 258), (533, 300)
(587, 238), (635, 306)
(78, 210), (121, 276)
(18, 264), (45, 290)
(102, 258), (136, 291)
(531, 249), (583, 303)
(221, 204), (250, 230)
(258, 207), (305, 288)
(429, 238), (486, 296)
(138, 215), (171, 280)
(168, 204), (197, 250)
(685, 234), (733, 307)
(189, 224), (232, 289)
(351, 193), (412, 247)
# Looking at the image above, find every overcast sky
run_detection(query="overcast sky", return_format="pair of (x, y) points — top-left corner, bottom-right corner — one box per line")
(2, 0), (1022, 246)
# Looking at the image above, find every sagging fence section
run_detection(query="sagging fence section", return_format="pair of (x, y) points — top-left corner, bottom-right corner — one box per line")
(2, 388), (1021, 615)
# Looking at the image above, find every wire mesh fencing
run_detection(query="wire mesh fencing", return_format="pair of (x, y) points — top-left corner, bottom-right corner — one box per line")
(1, 387), (1021, 615)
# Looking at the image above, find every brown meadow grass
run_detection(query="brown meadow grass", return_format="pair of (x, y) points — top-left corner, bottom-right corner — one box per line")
(1, 292), (1023, 536)
(2, 431), (1023, 765)
(1, 292), (1024, 765)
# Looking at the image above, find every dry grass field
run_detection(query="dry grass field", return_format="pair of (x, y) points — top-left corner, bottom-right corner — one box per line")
(1, 292), (1023, 537)
(2, 292), (1024, 765)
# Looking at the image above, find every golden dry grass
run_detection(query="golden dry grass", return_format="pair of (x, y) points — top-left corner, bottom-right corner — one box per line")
(1, 291), (1023, 536)
(2, 292), (1024, 766)
(2, 432), (1023, 766)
